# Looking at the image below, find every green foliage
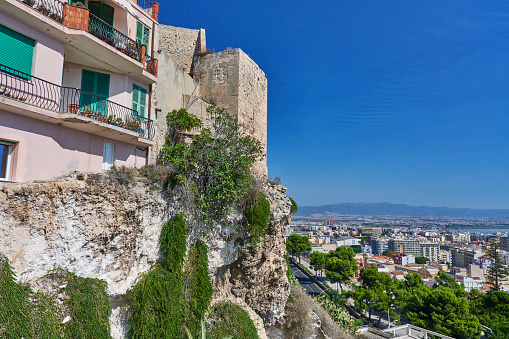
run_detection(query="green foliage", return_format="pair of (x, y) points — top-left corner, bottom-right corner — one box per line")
(393, 272), (482, 339)
(487, 238), (509, 291)
(130, 264), (184, 338)
(286, 233), (312, 263)
(415, 257), (429, 264)
(159, 107), (264, 227)
(383, 250), (399, 257)
(285, 254), (292, 281)
(350, 266), (394, 325)
(324, 246), (358, 290)
(207, 302), (259, 339)
(315, 295), (356, 334)
(130, 215), (188, 338)
(0, 258), (60, 338)
(246, 192), (271, 246)
(131, 216), (214, 338)
(54, 270), (111, 338)
(167, 108), (203, 135)
(185, 242), (214, 337)
(288, 196), (298, 214)
(0, 259), (110, 339)
(349, 245), (361, 253)
(160, 214), (188, 272)
(490, 321), (509, 339)
(310, 251), (327, 277)
(470, 289), (509, 326)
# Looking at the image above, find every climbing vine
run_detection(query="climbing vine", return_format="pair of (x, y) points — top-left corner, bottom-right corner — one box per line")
(206, 302), (259, 339)
(246, 192), (271, 246)
(289, 197), (298, 214)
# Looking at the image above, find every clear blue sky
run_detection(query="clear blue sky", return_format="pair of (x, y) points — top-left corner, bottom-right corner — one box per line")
(159, 1), (509, 209)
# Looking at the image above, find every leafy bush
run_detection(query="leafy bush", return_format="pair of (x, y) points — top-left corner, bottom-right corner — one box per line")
(207, 302), (259, 339)
(315, 294), (356, 334)
(246, 192), (271, 246)
(158, 106), (264, 227)
(289, 197), (298, 214)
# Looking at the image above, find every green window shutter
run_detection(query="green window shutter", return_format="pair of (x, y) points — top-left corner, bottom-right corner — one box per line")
(102, 4), (114, 26)
(139, 86), (147, 117)
(80, 69), (110, 115)
(132, 84), (147, 118)
(136, 21), (150, 54)
(135, 21), (143, 45)
(88, 1), (101, 17)
(0, 24), (35, 79)
(132, 84), (140, 112)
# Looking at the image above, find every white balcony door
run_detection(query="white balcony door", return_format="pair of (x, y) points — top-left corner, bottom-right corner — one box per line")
(102, 142), (115, 171)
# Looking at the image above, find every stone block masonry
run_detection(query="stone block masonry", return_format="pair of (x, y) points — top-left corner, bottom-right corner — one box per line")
(193, 49), (268, 175)
(158, 25), (206, 74)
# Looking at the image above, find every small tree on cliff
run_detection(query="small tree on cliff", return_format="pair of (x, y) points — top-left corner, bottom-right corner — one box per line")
(286, 233), (312, 264)
(158, 106), (264, 228)
(487, 238), (509, 291)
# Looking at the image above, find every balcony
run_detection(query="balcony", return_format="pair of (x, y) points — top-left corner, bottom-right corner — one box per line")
(0, 64), (154, 145)
(3, 0), (158, 80)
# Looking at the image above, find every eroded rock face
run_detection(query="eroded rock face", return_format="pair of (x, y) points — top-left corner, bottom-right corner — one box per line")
(0, 173), (291, 338)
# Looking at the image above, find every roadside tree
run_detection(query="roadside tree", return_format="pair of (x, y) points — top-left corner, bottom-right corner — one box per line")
(286, 233), (312, 264)
(310, 251), (327, 278)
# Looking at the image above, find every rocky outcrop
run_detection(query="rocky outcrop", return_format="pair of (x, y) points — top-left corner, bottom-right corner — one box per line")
(0, 172), (291, 338)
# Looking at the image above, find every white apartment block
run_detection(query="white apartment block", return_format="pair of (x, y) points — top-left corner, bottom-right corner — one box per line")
(420, 242), (440, 262)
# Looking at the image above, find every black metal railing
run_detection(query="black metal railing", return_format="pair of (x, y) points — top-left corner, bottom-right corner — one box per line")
(0, 64), (154, 140)
(17, 0), (65, 23)
(136, 0), (153, 9)
(88, 13), (142, 62)
(144, 54), (157, 76)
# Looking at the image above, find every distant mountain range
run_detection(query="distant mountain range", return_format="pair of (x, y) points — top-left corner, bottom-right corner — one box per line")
(295, 202), (509, 218)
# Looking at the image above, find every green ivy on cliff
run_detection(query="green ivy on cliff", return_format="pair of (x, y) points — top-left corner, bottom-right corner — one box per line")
(288, 197), (298, 214)
(206, 302), (259, 339)
(130, 215), (214, 338)
(0, 258), (111, 339)
(246, 192), (271, 246)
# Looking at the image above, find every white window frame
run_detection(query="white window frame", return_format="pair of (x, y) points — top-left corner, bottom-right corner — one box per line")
(102, 141), (115, 171)
(0, 142), (12, 181)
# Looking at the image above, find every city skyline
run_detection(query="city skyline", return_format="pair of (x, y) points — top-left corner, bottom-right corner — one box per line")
(161, 1), (509, 209)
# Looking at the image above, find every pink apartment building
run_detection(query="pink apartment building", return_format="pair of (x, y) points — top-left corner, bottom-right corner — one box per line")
(0, 0), (159, 183)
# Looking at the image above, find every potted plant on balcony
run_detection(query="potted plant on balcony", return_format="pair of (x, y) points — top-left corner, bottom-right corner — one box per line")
(116, 118), (124, 128)
(68, 103), (79, 114)
(107, 115), (116, 125)
(22, 0), (35, 8)
(37, 4), (50, 16)
(72, 1), (84, 7)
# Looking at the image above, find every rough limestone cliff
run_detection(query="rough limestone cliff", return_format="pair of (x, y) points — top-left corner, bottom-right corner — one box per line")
(0, 172), (291, 338)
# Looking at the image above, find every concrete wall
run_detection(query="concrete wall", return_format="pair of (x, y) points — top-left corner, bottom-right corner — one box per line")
(192, 49), (268, 175)
(0, 110), (147, 182)
(158, 25), (205, 74)
(0, 11), (64, 83)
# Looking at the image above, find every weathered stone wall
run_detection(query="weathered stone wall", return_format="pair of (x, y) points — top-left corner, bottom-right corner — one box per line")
(0, 173), (290, 338)
(158, 25), (206, 74)
(192, 49), (268, 175)
(149, 49), (210, 164)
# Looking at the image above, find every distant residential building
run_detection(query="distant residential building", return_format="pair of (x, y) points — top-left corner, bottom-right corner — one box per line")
(457, 276), (483, 292)
(361, 245), (372, 254)
(439, 249), (451, 263)
(393, 254), (415, 266)
(501, 237), (509, 252)
(389, 239), (420, 256)
(335, 236), (361, 247)
(359, 227), (382, 236)
(324, 220), (331, 226)
(420, 242), (440, 262)
(370, 238), (388, 255)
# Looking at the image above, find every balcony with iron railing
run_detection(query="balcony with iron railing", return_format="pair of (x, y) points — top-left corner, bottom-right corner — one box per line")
(10, 0), (158, 77)
(0, 64), (154, 143)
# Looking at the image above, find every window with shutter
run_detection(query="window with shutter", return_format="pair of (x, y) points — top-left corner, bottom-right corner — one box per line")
(0, 24), (35, 79)
(88, 1), (114, 25)
(0, 141), (14, 180)
(132, 84), (147, 118)
(79, 69), (110, 116)
(136, 21), (150, 55)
